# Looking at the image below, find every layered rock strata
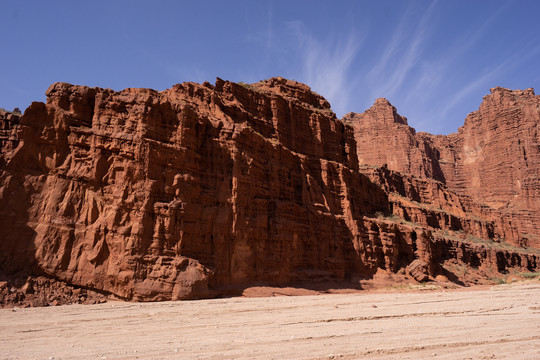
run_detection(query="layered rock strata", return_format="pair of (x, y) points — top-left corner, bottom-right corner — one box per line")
(0, 78), (538, 306)
(0, 109), (21, 153)
(345, 88), (540, 247)
(1, 78), (383, 302)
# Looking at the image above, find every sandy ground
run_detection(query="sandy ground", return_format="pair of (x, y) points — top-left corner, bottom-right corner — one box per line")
(1, 282), (539, 360)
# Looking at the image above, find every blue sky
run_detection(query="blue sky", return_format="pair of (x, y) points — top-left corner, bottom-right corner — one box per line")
(1, 0), (539, 134)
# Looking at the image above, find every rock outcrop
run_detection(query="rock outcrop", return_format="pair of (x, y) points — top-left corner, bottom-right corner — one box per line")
(0, 78), (538, 307)
(0, 109), (21, 153)
(343, 99), (445, 181)
(345, 87), (540, 248)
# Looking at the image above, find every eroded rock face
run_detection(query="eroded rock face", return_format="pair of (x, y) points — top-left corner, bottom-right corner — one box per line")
(0, 78), (388, 303)
(0, 78), (538, 306)
(0, 109), (21, 154)
(346, 88), (540, 247)
(343, 99), (445, 182)
(407, 259), (430, 282)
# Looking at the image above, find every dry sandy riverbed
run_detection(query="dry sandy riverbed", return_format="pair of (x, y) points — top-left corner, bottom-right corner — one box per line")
(1, 282), (539, 360)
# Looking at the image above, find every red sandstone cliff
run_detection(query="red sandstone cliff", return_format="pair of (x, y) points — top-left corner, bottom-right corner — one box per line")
(343, 99), (445, 182)
(0, 109), (21, 153)
(346, 88), (540, 248)
(0, 79), (538, 307)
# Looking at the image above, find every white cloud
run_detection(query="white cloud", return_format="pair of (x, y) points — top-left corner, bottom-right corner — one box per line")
(289, 22), (362, 116)
(367, 1), (439, 100)
(403, 5), (506, 106)
(439, 41), (540, 122)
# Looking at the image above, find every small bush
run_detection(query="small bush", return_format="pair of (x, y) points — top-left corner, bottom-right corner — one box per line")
(521, 271), (540, 279)
(237, 82), (253, 89)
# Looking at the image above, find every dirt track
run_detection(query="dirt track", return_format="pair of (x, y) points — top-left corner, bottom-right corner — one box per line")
(1, 282), (539, 360)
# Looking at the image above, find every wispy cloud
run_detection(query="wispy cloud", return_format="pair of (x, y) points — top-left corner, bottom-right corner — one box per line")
(438, 65), (505, 121)
(367, 1), (439, 99)
(358, 0), (533, 134)
(403, 5), (507, 105)
(288, 21), (362, 116)
(439, 41), (540, 122)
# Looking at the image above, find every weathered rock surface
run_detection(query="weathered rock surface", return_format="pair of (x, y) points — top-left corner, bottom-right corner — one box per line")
(406, 259), (430, 282)
(1, 275), (107, 307)
(345, 87), (540, 248)
(0, 109), (21, 153)
(343, 99), (445, 181)
(0, 78), (538, 307)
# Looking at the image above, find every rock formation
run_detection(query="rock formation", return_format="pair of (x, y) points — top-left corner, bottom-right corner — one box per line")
(345, 87), (540, 248)
(342, 99), (444, 181)
(0, 109), (21, 153)
(0, 78), (538, 307)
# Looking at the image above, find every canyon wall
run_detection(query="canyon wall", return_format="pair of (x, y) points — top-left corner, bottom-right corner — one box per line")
(345, 87), (540, 247)
(0, 79), (538, 306)
(0, 78), (392, 302)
